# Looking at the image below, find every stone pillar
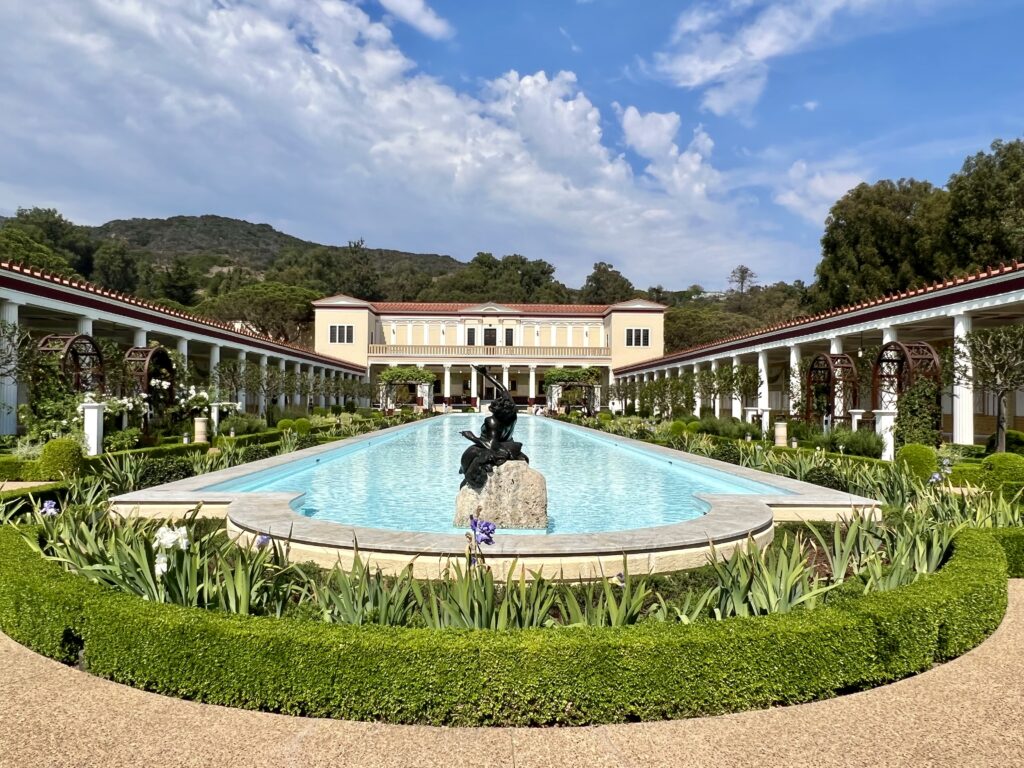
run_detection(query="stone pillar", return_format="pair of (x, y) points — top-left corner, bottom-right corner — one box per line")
(236, 350), (247, 411)
(293, 361), (302, 409)
(881, 325), (898, 345)
(953, 313), (975, 445)
(209, 345), (222, 433)
(874, 408), (897, 461)
(788, 344), (802, 416)
(710, 359), (721, 417)
(176, 338), (188, 384)
(528, 365), (537, 403)
(0, 301), (21, 435)
(758, 349), (770, 433)
(829, 336), (843, 355)
(730, 355), (743, 419)
(318, 368), (327, 409)
(501, 364), (510, 390)
(443, 364), (452, 401)
(77, 316), (94, 336)
(693, 364), (703, 417)
(470, 365), (478, 407)
(133, 328), (147, 348)
(82, 402), (105, 456)
(277, 358), (287, 409)
(258, 355), (268, 415)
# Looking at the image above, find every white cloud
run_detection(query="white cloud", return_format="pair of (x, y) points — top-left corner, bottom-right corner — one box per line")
(0, 0), (811, 288)
(802, 100), (819, 111)
(558, 26), (582, 54)
(654, 0), (900, 116)
(774, 160), (865, 224)
(377, 0), (453, 40)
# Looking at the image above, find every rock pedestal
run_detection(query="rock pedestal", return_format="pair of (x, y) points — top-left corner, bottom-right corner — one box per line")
(454, 461), (548, 529)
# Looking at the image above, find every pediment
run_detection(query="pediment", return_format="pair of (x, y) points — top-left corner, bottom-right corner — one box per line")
(312, 293), (374, 309)
(461, 302), (518, 314)
(608, 299), (666, 311)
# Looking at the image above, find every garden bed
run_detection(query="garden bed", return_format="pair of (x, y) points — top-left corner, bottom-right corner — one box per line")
(0, 525), (1013, 726)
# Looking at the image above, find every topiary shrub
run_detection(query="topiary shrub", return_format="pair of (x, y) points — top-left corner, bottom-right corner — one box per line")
(276, 418), (295, 433)
(980, 453), (1024, 490)
(344, 401), (357, 414)
(295, 435), (319, 450)
(293, 418), (312, 435)
(684, 421), (701, 433)
(598, 411), (613, 422)
(804, 465), (846, 491)
(139, 456), (194, 489)
(669, 420), (687, 438)
(984, 429), (1024, 455)
(896, 443), (938, 483)
(36, 438), (84, 480)
(242, 444), (273, 463)
(711, 440), (741, 465)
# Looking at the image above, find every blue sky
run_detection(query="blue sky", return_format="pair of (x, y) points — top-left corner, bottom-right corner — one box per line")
(1, 0), (1022, 290)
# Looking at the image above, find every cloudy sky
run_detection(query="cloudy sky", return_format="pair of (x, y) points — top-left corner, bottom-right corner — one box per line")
(1, 0), (1022, 289)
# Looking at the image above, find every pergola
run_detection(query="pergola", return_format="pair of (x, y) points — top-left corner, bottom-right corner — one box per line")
(804, 352), (859, 428)
(872, 341), (942, 411)
(36, 334), (105, 393)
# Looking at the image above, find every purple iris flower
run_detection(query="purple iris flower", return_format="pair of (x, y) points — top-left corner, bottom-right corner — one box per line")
(254, 533), (272, 549)
(41, 500), (59, 518)
(469, 516), (496, 546)
(929, 472), (943, 485)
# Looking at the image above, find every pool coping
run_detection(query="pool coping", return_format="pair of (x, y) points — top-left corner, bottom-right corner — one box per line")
(111, 415), (879, 559)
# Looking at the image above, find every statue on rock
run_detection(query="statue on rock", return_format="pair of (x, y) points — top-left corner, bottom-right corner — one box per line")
(455, 365), (548, 530)
(459, 365), (528, 490)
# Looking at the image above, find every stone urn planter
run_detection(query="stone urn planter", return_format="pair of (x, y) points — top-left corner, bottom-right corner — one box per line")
(193, 417), (209, 444)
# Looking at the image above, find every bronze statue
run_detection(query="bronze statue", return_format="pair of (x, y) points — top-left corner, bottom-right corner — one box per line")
(459, 364), (528, 489)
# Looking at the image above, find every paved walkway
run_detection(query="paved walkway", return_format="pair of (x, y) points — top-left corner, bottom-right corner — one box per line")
(3, 584), (1024, 768)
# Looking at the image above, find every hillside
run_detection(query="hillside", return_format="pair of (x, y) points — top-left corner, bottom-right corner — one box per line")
(89, 214), (464, 276)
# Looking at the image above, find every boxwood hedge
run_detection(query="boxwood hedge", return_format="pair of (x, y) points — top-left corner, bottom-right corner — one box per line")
(0, 526), (1012, 726)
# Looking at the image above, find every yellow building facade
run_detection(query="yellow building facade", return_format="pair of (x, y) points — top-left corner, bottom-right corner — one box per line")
(313, 295), (665, 406)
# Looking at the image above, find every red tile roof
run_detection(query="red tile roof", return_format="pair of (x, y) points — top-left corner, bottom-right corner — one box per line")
(0, 261), (365, 372)
(615, 260), (1024, 374)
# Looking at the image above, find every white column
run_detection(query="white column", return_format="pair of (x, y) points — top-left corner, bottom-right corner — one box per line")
(874, 408), (897, 461)
(0, 301), (21, 435)
(881, 325), (898, 345)
(710, 359), (721, 417)
(529, 365), (537, 401)
(953, 313), (974, 445)
(208, 345), (222, 432)
(318, 367), (327, 408)
(757, 349), (770, 433)
(236, 351), (247, 411)
(82, 402), (105, 456)
(730, 355), (743, 418)
(133, 328), (147, 348)
(443, 364), (452, 400)
(258, 355), (269, 415)
(501, 364), (510, 390)
(293, 361), (302, 409)
(829, 336), (843, 355)
(788, 344), (802, 416)
(276, 358), (286, 409)
(470, 365), (479, 406)
(77, 316), (94, 336)
(693, 364), (702, 417)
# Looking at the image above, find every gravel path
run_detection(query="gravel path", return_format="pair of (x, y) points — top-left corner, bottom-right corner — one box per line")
(3, 582), (1024, 768)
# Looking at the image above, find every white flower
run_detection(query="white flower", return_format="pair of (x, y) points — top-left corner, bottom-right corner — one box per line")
(154, 552), (168, 578)
(162, 381), (171, 390)
(199, 391), (208, 400)
(154, 525), (189, 551)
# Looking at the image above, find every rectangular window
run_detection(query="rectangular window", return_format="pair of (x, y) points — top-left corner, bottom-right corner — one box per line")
(330, 325), (354, 344)
(467, 328), (476, 346)
(505, 328), (514, 346)
(484, 328), (497, 346)
(625, 328), (650, 347)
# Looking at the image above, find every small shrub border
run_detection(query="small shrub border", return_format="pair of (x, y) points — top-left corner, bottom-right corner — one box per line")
(0, 526), (1008, 726)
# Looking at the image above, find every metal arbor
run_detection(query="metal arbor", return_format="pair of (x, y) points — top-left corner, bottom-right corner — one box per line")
(871, 341), (941, 410)
(124, 346), (176, 412)
(804, 353), (859, 428)
(36, 334), (105, 392)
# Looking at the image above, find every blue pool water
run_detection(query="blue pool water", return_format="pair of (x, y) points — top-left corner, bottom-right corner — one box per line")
(203, 415), (786, 534)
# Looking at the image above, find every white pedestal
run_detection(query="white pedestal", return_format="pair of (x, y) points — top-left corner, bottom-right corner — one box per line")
(849, 409), (865, 432)
(194, 417), (209, 444)
(743, 407), (759, 423)
(82, 402), (105, 456)
(873, 409), (897, 461)
(774, 420), (788, 447)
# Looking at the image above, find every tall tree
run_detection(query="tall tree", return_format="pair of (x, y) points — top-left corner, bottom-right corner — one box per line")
(947, 139), (1024, 268)
(156, 257), (199, 306)
(579, 262), (636, 304)
(91, 239), (139, 293)
(957, 325), (1024, 453)
(4, 207), (96, 276)
(0, 227), (77, 276)
(812, 179), (950, 310)
(195, 282), (319, 342)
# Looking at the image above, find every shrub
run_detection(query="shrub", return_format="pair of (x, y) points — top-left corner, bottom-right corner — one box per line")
(243, 444), (273, 463)
(344, 401), (357, 414)
(598, 411), (613, 422)
(293, 418), (312, 435)
(276, 419), (295, 433)
(896, 444), (938, 483)
(684, 421), (701, 433)
(949, 463), (983, 487)
(804, 465), (846, 492)
(36, 438), (84, 480)
(139, 456), (195, 488)
(711, 441), (741, 465)
(103, 428), (142, 453)
(0, 527), (1007, 726)
(669, 420), (687, 438)
(0, 455), (31, 481)
(985, 429), (1024, 455)
(980, 453), (1024, 490)
(219, 415), (267, 436)
(295, 435), (319, 451)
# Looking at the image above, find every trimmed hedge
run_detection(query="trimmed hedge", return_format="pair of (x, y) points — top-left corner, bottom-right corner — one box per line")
(81, 442), (210, 473)
(990, 528), (1024, 578)
(0, 526), (1010, 726)
(0, 455), (32, 481)
(37, 438), (84, 480)
(896, 443), (938, 483)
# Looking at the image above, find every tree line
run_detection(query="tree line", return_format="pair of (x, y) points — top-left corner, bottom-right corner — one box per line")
(2, 138), (1022, 352)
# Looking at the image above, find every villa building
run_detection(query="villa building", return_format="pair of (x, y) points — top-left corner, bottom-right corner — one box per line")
(312, 294), (666, 407)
